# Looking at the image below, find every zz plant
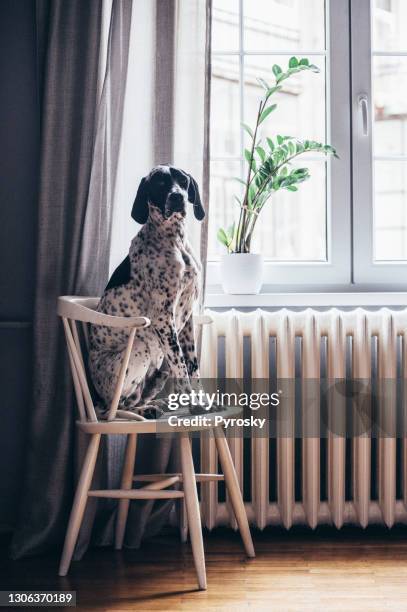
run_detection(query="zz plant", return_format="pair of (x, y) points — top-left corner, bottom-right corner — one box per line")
(217, 57), (338, 254)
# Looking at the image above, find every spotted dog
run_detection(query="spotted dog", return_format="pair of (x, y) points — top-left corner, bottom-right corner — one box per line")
(88, 165), (205, 418)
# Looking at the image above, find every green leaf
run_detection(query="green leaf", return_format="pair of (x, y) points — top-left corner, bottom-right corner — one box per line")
(323, 144), (339, 157)
(254, 174), (262, 188)
(259, 104), (277, 124)
(241, 122), (254, 139)
(265, 85), (282, 98)
(255, 146), (266, 162)
(244, 148), (253, 164)
(272, 64), (282, 78)
(266, 137), (275, 152)
(257, 77), (271, 91)
(277, 135), (284, 145)
(289, 56), (298, 68)
(294, 167), (309, 177)
(226, 223), (235, 241)
(280, 166), (288, 177)
(217, 228), (229, 247)
(286, 185), (298, 192)
(299, 58), (309, 66)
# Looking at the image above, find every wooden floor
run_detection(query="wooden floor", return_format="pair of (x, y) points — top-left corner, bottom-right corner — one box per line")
(1, 526), (407, 611)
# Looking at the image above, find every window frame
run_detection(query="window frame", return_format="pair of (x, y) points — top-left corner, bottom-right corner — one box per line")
(351, 0), (407, 285)
(207, 0), (407, 292)
(208, 0), (351, 288)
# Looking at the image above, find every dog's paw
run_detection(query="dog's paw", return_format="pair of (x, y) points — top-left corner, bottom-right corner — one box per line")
(188, 400), (226, 415)
(137, 398), (170, 419)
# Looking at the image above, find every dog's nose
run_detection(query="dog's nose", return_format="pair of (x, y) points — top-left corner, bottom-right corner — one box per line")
(169, 192), (183, 203)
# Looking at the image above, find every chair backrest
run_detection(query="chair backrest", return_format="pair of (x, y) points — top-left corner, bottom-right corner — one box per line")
(58, 296), (150, 422)
(58, 295), (212, 422)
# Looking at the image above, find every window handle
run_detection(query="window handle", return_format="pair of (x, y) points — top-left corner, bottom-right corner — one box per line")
(358, 94), (369, 136)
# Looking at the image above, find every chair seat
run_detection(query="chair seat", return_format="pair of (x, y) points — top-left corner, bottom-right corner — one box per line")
(77, 405), (243, 434)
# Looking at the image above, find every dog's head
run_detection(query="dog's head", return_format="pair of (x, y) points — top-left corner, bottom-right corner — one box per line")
(131, 165), (205, 225)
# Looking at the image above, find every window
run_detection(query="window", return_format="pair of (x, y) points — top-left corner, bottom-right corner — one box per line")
(353, 0), (407, 283)
(208, 0), (407, 288)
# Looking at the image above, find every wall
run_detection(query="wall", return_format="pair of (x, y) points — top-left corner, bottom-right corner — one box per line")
(0, 0), (39, 530)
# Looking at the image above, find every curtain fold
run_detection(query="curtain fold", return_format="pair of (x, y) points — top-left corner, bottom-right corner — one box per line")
(198, 0), (212, 361)
(75, 0), (132, 295)
(10, 0), (131, 559)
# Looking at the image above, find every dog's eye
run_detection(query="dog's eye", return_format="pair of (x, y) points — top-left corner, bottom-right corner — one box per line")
(180, 179), (188, 188)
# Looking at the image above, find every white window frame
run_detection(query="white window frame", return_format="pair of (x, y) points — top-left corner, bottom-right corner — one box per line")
(208, 0), (407, 292)
(352, 0), (407, 285)
(208, 0), (351, 288)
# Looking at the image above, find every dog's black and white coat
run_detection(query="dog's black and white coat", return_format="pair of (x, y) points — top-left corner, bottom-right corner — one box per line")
(88, 165), (205, 418)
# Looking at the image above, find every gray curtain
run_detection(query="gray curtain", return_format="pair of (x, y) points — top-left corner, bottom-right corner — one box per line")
(10, 0), (211, 561)
(10, 0), (132, 559)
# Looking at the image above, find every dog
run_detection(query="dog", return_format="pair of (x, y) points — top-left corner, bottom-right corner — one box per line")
(88, 164), (205, 419)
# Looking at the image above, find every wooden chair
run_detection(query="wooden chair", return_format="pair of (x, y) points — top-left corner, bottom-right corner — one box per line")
(57, 296), (255, 590)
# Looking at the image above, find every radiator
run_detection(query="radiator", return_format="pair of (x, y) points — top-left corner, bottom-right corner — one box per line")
(198, 307), (407, 530)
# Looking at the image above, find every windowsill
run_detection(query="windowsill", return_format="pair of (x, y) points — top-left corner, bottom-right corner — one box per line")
(205, 289), (407, 308)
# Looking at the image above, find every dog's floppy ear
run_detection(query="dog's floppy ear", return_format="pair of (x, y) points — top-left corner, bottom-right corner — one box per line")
(131, 177), (149, 224)
(188, 176), (205, 221)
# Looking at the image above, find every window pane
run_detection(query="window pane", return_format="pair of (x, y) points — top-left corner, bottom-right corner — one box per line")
(243, 0), (326, 52)
(208, 160), (243, 259)
(374, 161), (407, 261)
(243, 55), (326, 146)
(209, 1), (329, 265)
(373, 56), (407, 156)
(372, 2), (407, 263)
(372, 0), (407, 52)
(212, 0), (239, 52)
(211, 56), (241, 158)
(251, 161), (327, 260)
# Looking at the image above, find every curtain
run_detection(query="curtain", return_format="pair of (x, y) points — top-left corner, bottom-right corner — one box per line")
(10, 0), (132, 559)
(121, 0), (213, 547)
(87, 0), (212, 551)
(10, 0), (211, 560)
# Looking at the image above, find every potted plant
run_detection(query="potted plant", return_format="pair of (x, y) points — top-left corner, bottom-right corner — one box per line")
(217, 57), (338, 295)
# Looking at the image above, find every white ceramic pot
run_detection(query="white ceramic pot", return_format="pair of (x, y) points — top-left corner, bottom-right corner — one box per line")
(221, 253), (264, 295)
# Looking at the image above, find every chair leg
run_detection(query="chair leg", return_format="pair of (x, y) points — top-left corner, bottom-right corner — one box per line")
(115, 433), (137, 550)
(179, 434), (207, 590)
(59, 434), (101, 576)
(178, 498), (188, 543)
(215, 428), (255, 558)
